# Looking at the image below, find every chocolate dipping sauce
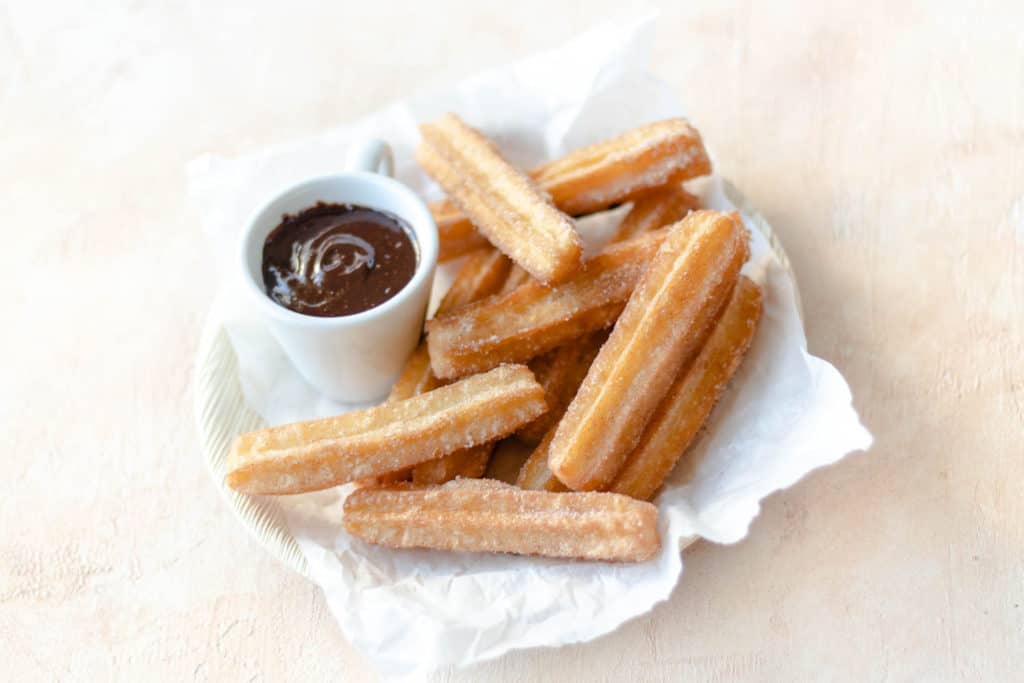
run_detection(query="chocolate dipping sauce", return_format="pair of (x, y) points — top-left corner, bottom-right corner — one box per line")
(261, 202), (418, 317)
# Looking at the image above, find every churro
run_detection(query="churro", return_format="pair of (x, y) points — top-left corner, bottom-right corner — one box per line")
(418, 113), (583, 283)
(512, 187), (691, 442)
(516, 427), (568, 492)
(426, 228), (668, 380)
(548, 211), (749, 491)
(499, 264), (532, 294)
(516, 331), (607, 445)
(344, 479), (660, 562)
(412, 444), (492, 485)
(612, 185), (701, 244)
(225, 365), (546, 495)
(431, 199), (490, 262)
(387, 343), (439, 402)
(431, 119), (712, 260)
(609, 276), (762, 500)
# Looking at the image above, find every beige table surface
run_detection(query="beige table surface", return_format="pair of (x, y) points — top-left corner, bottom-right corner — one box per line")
(2, 1), (1021, 680)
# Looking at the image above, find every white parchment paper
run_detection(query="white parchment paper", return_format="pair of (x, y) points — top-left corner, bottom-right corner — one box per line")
(188, 15), (872, 678)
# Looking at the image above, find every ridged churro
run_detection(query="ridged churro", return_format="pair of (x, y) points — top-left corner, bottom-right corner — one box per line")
(499, 264), (532, 294)
(418, 113), (583, 283)
(612, 185), (701, 244)
(431, 119), (712, 261)
(344, 479), (660, 562)
(516, 331), (607, 445)
(548, 211), (750, 491)
(609, 276), (762, 500)
(513, 186), (694, 442)
(412, 444), (492, 485)
(516, 427), (568, 492)
(431, 199), (490, 262)
(225, 365), (546, 495)
(426, 228), (668, 380)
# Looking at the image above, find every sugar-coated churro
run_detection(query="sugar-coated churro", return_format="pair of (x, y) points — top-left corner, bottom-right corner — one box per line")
(609, 276), (762, 500)
(431, 119), (712, 261)
(426, 228), (668, 380)
(418, 113), (583, 283)
(516, 331), (607, 445)
(412, 444), (493, 485)
(344, 479), (660, 562)
(512, 187), (691, 442)
(548, 211), (749, 491)
(533, 119), (711, 216)
(431, 199), (491, 262)
(225, 365), (546, 495)
(387, 343), (440, 402)
(612, 185), (701, 244)
(499, 264), (532, 294)
(516, 427), (569, 492)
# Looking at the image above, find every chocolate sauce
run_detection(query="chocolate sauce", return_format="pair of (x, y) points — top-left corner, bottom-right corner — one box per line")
(261, 202), (418, 317)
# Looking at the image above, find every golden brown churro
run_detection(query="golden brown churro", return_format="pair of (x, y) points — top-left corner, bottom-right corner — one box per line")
(344, 479), (660, 562)
(431, 119), (712, 261)
(426, 228), (668, 380)
(512, 186), (694, 443)
(412, 444), (492, 485)
(516, 428), (569, 492)
(516, 331), (607, 445)
(418, 113), (583, 283)
(612, 185), (701, 244)
(609, 276), (762, 500)
(548, 211), (749, 491)
(225, 365), (546, 495)
(499, 264), (532, 294)
(431, 199), (491, 262)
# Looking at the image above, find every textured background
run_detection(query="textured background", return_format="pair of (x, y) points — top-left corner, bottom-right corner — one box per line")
(2, 1), (1021, 680)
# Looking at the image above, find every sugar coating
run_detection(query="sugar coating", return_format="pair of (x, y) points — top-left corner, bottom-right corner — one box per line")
(344, 479), (660, 562)
(548, 211), (751, 491)
(418, 114), (583, 283)
(609, 276), (763, 500)
(225, 365), (547, 495)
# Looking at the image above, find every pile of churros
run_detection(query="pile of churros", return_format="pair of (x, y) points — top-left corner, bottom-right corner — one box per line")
(226, 114), (763, 563)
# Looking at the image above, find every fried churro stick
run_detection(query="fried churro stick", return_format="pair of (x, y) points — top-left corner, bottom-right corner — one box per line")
(418, 114), (583, 283)
(499, 264), (532, 294)
(431, 119), (711, 261)
(513, 187), (696, 442)
(225, 365), (546, 495)
(516, 427), (569, 492)
(412, 444), (492, 485)
(387, 343), (440, 402)
(432, 199), (490, 262)
(548, 211), (750, 491)
(534, 119), (710, 216)
(612, 185), (701, 244)
(426, 228), (668, 380)
(344, 479), (660, 562)
(516, 331), (607, 445)
(609, 277), (762, 500)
